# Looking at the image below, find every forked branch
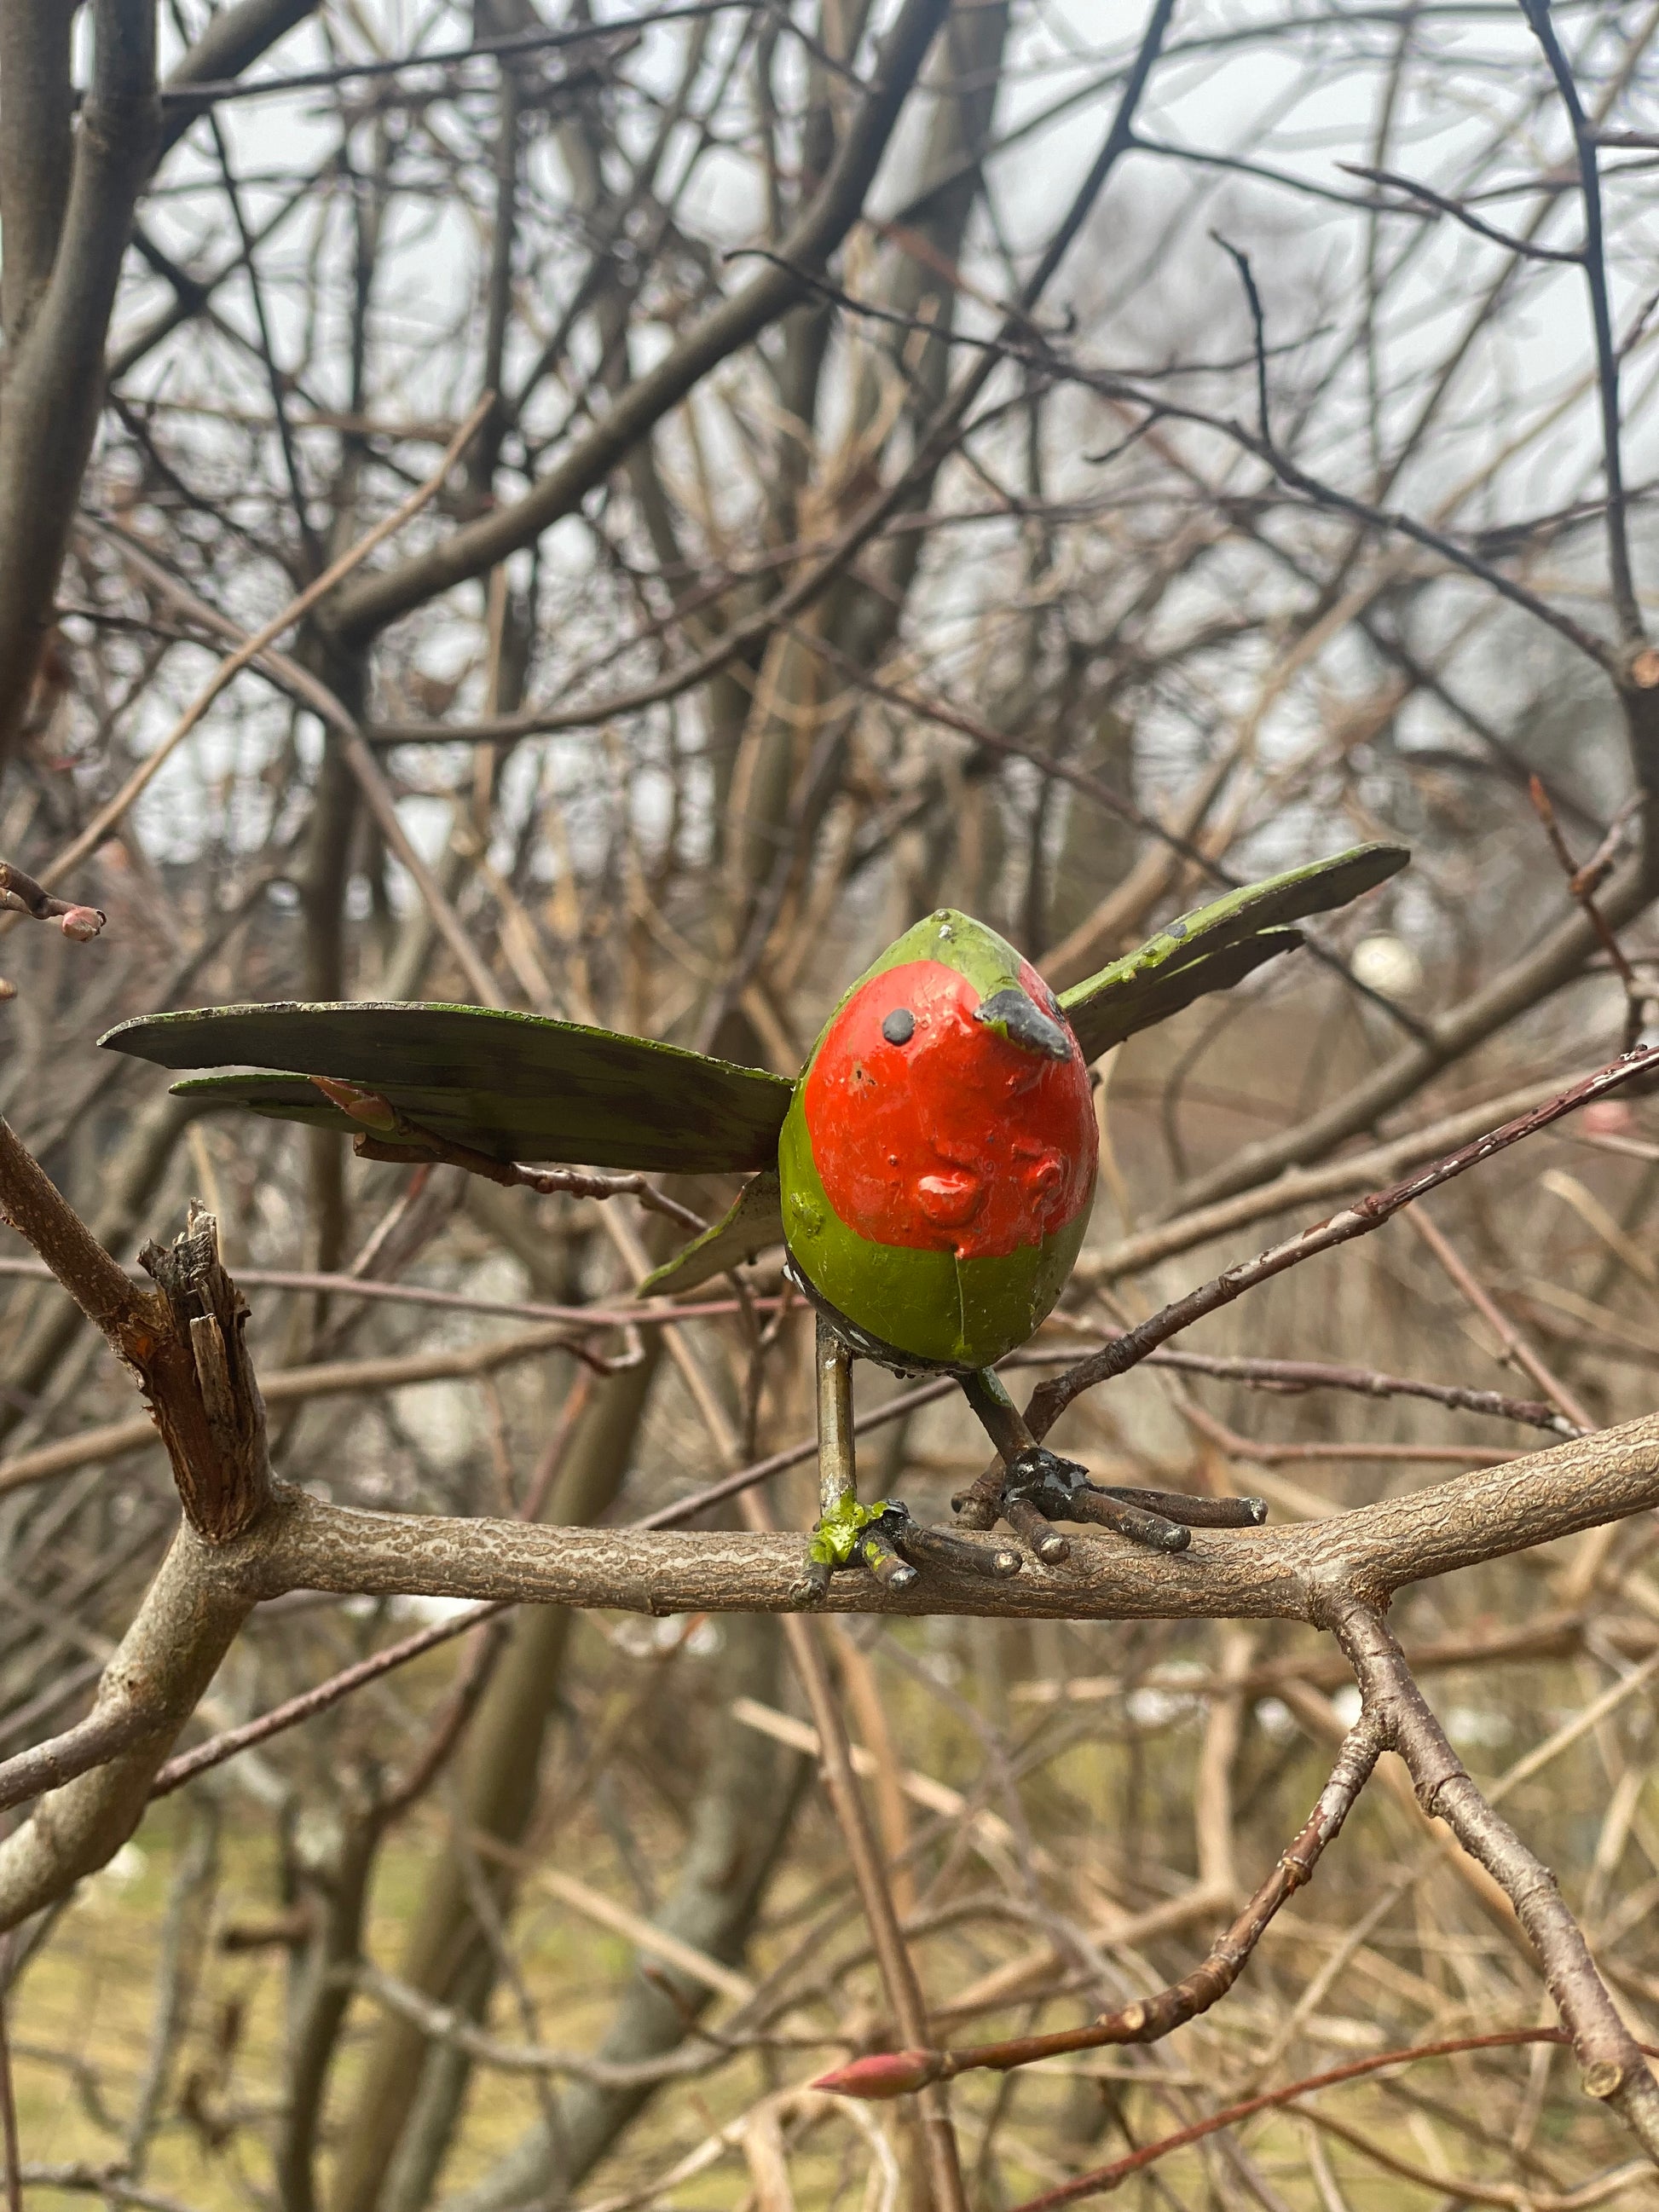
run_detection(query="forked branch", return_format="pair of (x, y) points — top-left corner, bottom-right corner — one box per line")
(1337, 1603), (1659, 2158)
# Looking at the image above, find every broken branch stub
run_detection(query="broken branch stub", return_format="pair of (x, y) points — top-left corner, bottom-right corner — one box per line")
(136, 1201), (271, 1543)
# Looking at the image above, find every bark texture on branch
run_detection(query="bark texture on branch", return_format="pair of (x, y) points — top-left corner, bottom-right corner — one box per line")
(138, 1201), (271, 1543)
(0, 1127), (271, 1542)
(0, 1528), (252, 1931)
(1338, 1603), (1659, 2161)
(197, 1412), (1659, 1621)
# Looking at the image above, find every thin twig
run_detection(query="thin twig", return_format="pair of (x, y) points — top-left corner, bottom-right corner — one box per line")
(0, 1253), (753, 1328)
(1204, 237), (1616, 671)
(746, 1481), (969, 2210)
(1338, 1603), (1659, 2157)
(1018, 1049), (1653, 1448)
(1407, 1208), (1596, 1432)
(1085, 1336), (1575, 1435)
(815, 1705), (1385, 2096)
(159, 4), (743, 106)
(999, 2030), (1659, 2212)
(16, 393), (494, 916)
(147, 1603), (508, 1800)
(0, 1934), (20, 2212)
(1530, 774), (1647, 1043)
(1338, 162), (1582, 263)
(329, 1087), (708, 1233)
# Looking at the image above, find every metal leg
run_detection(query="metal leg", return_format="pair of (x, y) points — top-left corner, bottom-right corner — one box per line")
(957, 1365), (1032, 1460)
(795, 1315), (858, 1604)
(796, 1335), (1037, 1600)
(817, 1313), (858, 1522)
(956, 1368), (1072, 1562)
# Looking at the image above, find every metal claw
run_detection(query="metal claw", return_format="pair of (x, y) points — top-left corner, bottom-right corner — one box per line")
(950, 1481), (1001, 1531)
(858, 1513), (920, 1591)
(952, 1368), (1259, 1566)
(1001, 1495), (1070, 1563)
(898, 1522), (1023, 1580)
(793, 1554), (832, 1607)
(1097, 1485), (1268, 1528)
(1002, 1445), (1089, 1505)
(1065, 1487), (1191, 1552)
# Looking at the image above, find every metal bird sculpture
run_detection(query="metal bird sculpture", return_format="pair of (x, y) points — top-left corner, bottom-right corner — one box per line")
(101, 841), (1408, 1597)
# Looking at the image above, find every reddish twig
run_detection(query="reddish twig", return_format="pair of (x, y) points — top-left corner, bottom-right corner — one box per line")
(0, 860), (105, 944)
(1019, 1047), (1656, 1450)
(998, 2031), (1650, 2212)
(1529, 776), (1645, 1042)
(1569, 795), (1642, 903)
(0, 1253), (760, 1328)
(814, 1706), (1385, 2099)
(0, 1709), (159, 1818)
(1130, 1342), (1575, 1434)
(324, 1081), (707, 1233)
(1179, 1399), (1516, 1468)
(147, 1602), (510, 1800)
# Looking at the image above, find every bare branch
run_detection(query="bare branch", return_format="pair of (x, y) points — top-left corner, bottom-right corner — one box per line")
(997, 2031), (1651, 2212)
(0, 1528), (252, 1931)
(1519, 0), (1645, 650)
(323, 0), (955, 639)
(1338, 1603), (1659, 2158)
(815, 1705), (1385, 2098)
(0, 0), (157, 764)
(184, 1410), (1659, 1625)
(1339, 161), (1583, 263)
(1018, 1049), (1656, 1448)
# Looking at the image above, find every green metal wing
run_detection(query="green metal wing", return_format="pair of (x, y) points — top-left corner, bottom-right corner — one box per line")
(99, 1002), (795, 1175)
(639, 1171), (786, 1296)
(1060, 842), (1409, 1065)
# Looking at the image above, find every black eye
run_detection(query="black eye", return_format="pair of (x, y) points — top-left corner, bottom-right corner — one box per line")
(882, 1008), (916, 1045)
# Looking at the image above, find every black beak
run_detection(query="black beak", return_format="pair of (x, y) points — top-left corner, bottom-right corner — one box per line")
(974, 987), (1072, 1061)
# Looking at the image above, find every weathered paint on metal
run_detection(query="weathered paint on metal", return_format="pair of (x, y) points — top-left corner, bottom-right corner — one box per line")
(101, 1001), (793, 1175)
(778, 913), (1098, 1371)
(800, 956), (1095, 1260)
(1060, 842), (1408, 1063)
(778, 1091), (1094, 1368)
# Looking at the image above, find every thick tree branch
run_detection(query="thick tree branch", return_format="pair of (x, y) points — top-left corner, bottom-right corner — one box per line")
(0, 0), (157, 765)
(0, 0), (76, 349)
(0, 1131), (269, 1542)
(158, 0), (319, 159)
(194, 1411), (1659, 1622)
(0, 1529), (252, 1932)
(12, 1410), (1656, 1955)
